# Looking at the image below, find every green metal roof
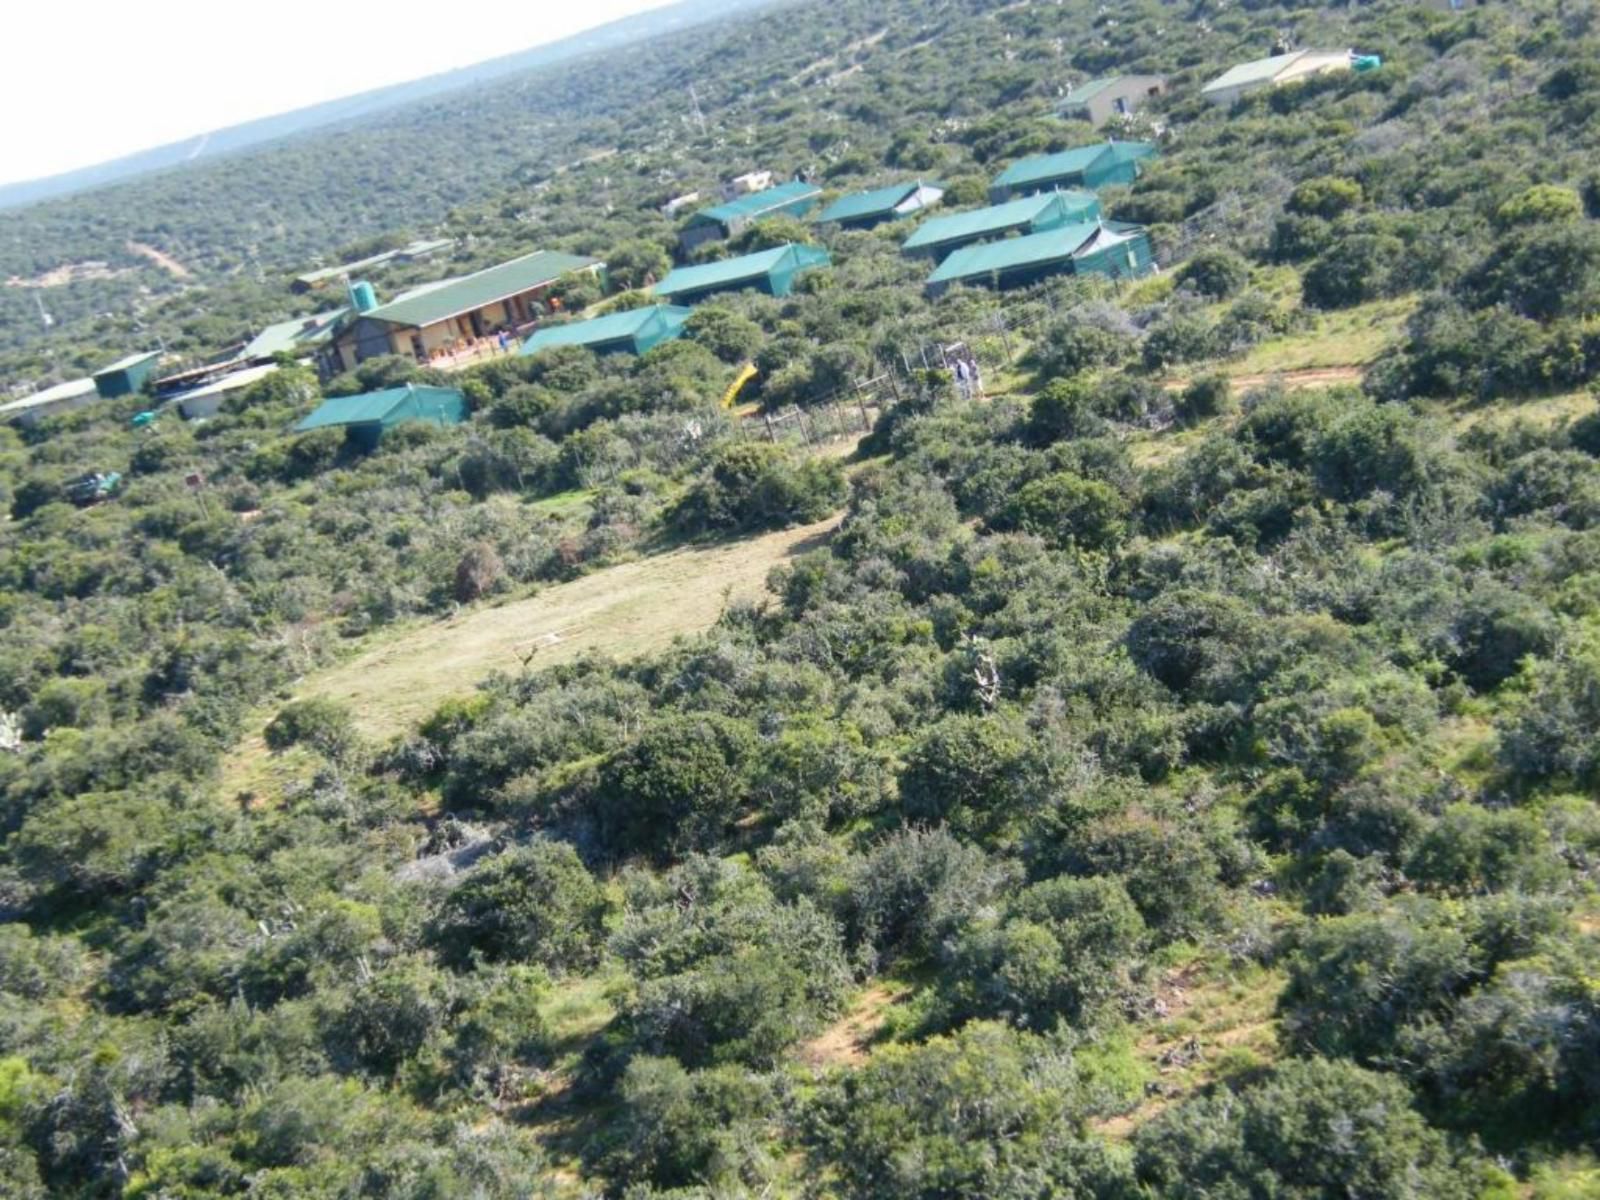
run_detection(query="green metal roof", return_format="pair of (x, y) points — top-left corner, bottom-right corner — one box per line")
(817, 181), (936, 224)
(992, 143), (1145, 190)
(902, 192), (1093, 252)
(92, 350), (163, 379)
(244, 309), (350, 359)
(362, 250), (602, 329)
(927, 220), (1105, 285)
(655, 244), (829, 297)
(1062, 77), (1121, 106)
(520, 305), (691, 354)
(689, 181), (821, 226)
(294, 384), (463, 431)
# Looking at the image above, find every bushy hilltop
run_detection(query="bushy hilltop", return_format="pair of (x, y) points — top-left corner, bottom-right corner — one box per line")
(4, 0), (1600, 1196)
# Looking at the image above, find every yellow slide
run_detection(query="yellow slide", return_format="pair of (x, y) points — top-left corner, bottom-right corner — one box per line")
(722, 362), (759, 408)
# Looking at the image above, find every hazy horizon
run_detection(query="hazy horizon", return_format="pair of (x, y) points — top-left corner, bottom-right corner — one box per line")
(3, 0), (676, 187)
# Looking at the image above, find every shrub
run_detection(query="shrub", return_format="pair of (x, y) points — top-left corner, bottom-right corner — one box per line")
(263, 698), (357, 760)
(1027, 378), (1110, 443)
(1175, 373), (1234, 425)
(669, 442), (846, 535)
(612, 1057), (779, 1191)
(1132, 1058), (1478, 1199)
(598, 714), (757, 858)
(813, 1022), (1128, 1198)
(1462, 223), (1600, 321)
(685, 307), (765, 365)
(899, 714), (1030, 834)
(1175, 248), (1250, 300)
(1287, 175), (1363, 220)
(996, 472), (1131, 552)
(849, 826), (1016, 962)
(1142, 310), (1217, 370)
(942, 875), (1147, 1028)
(1496, 647), (1600, 793)
(613, 859), (851, 1068)
(453, 542), (506, 604)
(1302, 233), (1404, 309)
(436, 840), (611, 971)
(1495, 185), (1583, 230)
(1027, 313), (1137, 382)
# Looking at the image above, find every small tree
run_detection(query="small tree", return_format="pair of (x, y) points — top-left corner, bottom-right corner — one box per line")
(1176, 248), (1251, 300)
(264, 697), (358, 761)
(437, 840), (611, 971)
(454, 542), (506, 604)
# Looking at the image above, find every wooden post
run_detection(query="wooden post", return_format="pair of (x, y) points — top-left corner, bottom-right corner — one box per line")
(764, 411), (778, 443)
(993, 312), (1014, 363)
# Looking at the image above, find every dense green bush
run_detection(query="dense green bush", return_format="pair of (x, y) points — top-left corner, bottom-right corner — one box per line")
(1132, 1058), (1478, 1199)
(435, 840), (611, 971)
(1175, 248), (1251, 300)
(812, 1022), (1128, 1198)
(263, 697), (358, 760)
(669, 442), (846, 534)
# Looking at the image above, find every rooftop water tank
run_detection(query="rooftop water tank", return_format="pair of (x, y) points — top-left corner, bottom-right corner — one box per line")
(351, 280), (378, 312)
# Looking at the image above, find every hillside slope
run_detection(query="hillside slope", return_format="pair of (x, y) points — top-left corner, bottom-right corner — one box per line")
(0, 0), (783, 210)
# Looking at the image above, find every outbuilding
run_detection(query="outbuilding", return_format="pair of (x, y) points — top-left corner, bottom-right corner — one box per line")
(2, 347), (166, 428)
(901, 191), (1100, 259)
(292, 238), (453, 293)
(293, 383), (468, 450)
(816, 181), (946, 230)
(325, 250), (605, 371)
(0, 377), (99, 428)
(654, 244), (832, 304)
(1060, 75), (1168, 127)
(91, 350), (164, 399)
(169, 363), (282, 420)
(989, 141), (1157, 202)
(925, 220), (1154, 297)
(243, 308), (351, 363)
(1201, 50), (1352, 107)
(520, 304), (693, 357)
(678, 181), (823, 253)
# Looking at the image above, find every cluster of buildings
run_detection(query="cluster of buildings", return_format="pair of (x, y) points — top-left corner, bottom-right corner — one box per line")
(3, 43), (1379, 444)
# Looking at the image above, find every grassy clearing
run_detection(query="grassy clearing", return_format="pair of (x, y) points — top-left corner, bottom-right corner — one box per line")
(1096, 955), (1286, 1141)
(1444, 388), (1595, 437)
(1127, 420), (1223, 471)
(518, 969), (625, 1195)
(797, 981), (915, 1069)
(275, 513), (841, 741)
(526, 487), (597, 517)
(1230, 294), (1416, 376)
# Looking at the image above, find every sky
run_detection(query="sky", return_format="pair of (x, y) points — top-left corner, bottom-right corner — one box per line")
(2, 0), (675, 186)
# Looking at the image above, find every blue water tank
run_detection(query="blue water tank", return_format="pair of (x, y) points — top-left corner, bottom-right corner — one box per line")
(351, 280), (378, 312)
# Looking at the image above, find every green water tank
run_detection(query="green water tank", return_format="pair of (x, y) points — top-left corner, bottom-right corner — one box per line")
(351, 280), (378, 312)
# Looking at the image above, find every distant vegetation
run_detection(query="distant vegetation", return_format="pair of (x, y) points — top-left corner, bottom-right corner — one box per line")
(4, 0), (1600, 1196)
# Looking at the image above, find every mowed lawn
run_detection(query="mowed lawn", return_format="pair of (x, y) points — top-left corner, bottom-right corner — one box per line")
(299, 514), (840, 738)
